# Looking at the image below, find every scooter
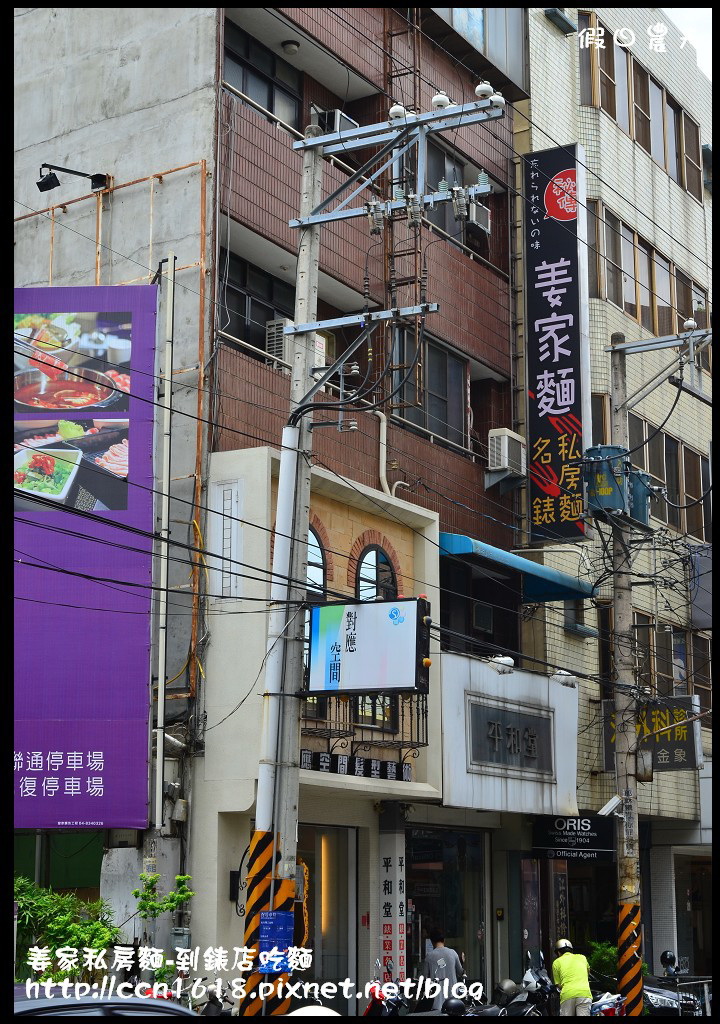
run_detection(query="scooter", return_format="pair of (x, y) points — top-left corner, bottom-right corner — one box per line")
(199, 979), (235, 1016)
(362, 959), (411, 1016)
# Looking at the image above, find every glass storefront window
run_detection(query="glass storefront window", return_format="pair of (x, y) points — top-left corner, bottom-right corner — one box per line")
(405, 829), (487, 989)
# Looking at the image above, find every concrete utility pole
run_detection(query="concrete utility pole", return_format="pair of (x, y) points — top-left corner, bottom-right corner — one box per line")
(609, 332), (644, 1017)
(239, 124), (324, 1017)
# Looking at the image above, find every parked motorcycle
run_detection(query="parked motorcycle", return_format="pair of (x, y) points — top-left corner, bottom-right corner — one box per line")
(199, 979), (234, 1016)
(362, 959), (411, 1016)
(591, 991), (627, 1016)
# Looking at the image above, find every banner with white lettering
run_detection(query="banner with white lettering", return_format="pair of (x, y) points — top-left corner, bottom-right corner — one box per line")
(524, 145), (590, 541)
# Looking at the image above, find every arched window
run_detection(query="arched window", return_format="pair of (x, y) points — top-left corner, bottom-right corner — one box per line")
(304, 527), (326, 719)
(306, 526), (326, 601)
(354, 545), (398, 731)
(356, 545), (397, 601)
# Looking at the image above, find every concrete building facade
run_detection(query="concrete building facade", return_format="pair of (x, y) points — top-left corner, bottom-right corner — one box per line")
(14, 5), (710, 1004)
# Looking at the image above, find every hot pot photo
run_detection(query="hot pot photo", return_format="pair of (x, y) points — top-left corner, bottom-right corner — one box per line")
(14, 367), (125, 412)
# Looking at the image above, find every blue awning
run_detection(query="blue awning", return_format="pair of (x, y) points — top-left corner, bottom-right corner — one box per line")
(439, 532), (594, 603)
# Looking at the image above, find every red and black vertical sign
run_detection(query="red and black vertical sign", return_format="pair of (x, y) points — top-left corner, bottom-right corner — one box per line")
(524, 145), (589, 542)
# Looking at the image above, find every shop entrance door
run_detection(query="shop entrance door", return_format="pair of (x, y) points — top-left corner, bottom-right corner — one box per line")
(405, 829), (488, 992)
(295, 824), (356, 1014)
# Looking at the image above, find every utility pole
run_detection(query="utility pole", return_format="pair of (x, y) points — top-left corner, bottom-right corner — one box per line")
(609, 332), (644, 1017)
(239, 124), (324, 1017)
(237, 93), (504, 1014)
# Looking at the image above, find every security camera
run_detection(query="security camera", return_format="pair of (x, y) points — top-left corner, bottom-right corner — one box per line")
(597, 794), (623, 817)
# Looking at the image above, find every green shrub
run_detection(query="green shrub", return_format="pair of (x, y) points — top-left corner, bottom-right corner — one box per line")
(587, 940), (649, 979)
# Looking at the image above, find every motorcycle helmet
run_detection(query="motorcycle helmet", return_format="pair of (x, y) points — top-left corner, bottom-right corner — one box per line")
(441, 997), (468, 1016)
(493, 978), (519, 1005)
(554, 938), (573, 953)
(660, 950), (676, 968)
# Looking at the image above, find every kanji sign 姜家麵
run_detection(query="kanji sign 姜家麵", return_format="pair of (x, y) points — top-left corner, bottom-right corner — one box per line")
(524, 145), (591, 541)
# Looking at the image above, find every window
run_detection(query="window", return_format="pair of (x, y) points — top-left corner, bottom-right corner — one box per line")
(655, 624), (688, 697)
(598, 27), (617, 119)
(564, 599), (597, 637)
(591, 393), (608, 446)
(218, 249), (295, 362)
(207, 481), (243, 599)
(578, 13), (592, 105)
(224, 21), (300, 130)
(631, 616), (711, 724)
(627, 413), (711, 540)
(634, 611), (654, 692)
(649, 78), (665, 166)
(683, 114), (703, 201)
(423, 139), (504, 264)
(666, 99), (682, 183)
(590, 203), (711, 342)
(637, 240), (653, 331)
(578, 12), (704, 203)
(692, 634), (712, 726)
(586, 200), (600, 298)
(303, 527), (327, 720)
(426, 140), (463, 238)
(604, 212), (623, 308)
(655, 254), (673, 335)
(353, 545), (398, 730)
(683, 449), (707, 540)
(632, 63), (651, 154)
(614, 43), (631, 135)
(356, 545), (397, 602)
(621, 224), (637, 318)
(392, 328), (467, 447)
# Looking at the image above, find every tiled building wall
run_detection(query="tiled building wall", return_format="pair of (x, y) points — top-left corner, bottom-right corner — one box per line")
(215, 345), (517, 546)
(519, 8), (711, 822)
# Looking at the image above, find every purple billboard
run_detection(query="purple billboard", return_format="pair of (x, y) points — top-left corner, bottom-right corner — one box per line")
(14, 285), (158, 828)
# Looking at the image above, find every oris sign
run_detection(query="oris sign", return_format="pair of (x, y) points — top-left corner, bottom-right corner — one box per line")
(532, 815), (615, 861)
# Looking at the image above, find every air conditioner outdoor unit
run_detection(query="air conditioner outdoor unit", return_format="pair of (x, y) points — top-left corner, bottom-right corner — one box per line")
(488, 427), (526, 476)
(265, 318), (293, 366)
(467, 201), (491, 234)
(265, 320), (337, 382)
(318, 108), (360, 135)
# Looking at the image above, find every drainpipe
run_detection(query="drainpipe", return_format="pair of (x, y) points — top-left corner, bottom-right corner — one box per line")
(392, 480), (410, 497)
(374, 410), (391, 495)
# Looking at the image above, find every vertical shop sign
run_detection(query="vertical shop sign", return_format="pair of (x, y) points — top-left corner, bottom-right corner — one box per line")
(379, 831), (407, 982)
(524, 145), (590, 541)
(14, 285), (157, 829)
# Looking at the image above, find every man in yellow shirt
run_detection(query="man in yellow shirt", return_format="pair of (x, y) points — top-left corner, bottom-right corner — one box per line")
(552, 938), (593, 1016)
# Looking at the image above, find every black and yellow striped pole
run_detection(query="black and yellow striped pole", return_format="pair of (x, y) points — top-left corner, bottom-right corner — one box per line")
(617, 902), (643, 1016)
(610, 335), (643, 1016)
(237, 831), (294, 1016)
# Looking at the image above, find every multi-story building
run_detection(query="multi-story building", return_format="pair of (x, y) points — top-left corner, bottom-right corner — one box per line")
(514, 7), (712, 978)
(14, 5), (710, 1005)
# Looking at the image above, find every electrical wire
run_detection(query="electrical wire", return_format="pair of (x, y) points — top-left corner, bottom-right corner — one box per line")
(12, 29), (708, 712)
(329, 6), (713, 277)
